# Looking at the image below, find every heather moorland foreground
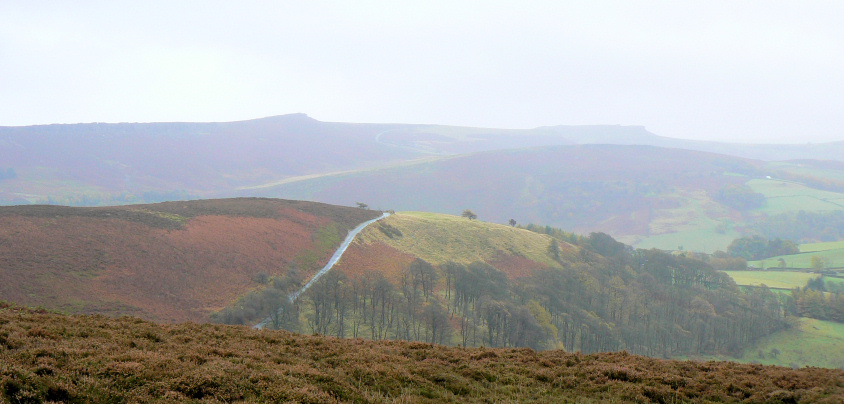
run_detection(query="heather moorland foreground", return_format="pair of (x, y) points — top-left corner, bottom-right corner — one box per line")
(2, 303), (843, 403)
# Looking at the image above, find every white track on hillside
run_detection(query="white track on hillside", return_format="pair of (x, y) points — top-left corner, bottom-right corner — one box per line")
(254, 212), (390, 329)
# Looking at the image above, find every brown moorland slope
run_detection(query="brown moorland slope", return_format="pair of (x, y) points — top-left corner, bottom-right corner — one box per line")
(0, 198), (380, 323)
(1, 303), (843, 403)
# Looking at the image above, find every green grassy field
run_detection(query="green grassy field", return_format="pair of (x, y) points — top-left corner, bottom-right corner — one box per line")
(355, 211), (565, 267)
(722, 270), (819, 290)
(749, 240), (844, 269)
(622, 177), (844, 252)
(633, 225), (740, 254)
(751, 251), (844, 269)
(800, 240), (844, 253)
(631, 189), (740, 252)
(691, 317), (844, 369)
(747, 178), (844, 214)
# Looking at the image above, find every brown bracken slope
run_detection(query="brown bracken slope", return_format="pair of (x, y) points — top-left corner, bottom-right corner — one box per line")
(1, 303), (843, 403)
(0, 198), (379, 323)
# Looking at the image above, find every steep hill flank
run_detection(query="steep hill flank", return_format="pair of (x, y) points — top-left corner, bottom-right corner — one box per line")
(0, 198), (380, 322)
(2, 304), (843, 403)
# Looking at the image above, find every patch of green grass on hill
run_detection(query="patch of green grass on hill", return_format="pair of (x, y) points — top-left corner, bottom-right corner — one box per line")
(748, 178), (844, 214)
(632, 189), (739, 252)
(800, 240), (844, 253)
(749, 248), (844, 269)
(354, 212), (565, 267)
(826, 277), (844, 287)
(634, 225), (739, 254)
(127, 208), (188, 227)
(691, 317), (844, 369)
(722, 270), (819, 290)
(769, 161), (844, 182)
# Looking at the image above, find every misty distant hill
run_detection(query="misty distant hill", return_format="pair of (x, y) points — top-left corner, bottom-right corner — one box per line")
(3, 114), (843, 206)
(246, 144), (772, 250)
(4, 114), (844, 250)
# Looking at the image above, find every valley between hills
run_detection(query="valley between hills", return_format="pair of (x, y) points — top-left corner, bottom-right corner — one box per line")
(2, 197), (844, 402)
(4, 116), (844, 401)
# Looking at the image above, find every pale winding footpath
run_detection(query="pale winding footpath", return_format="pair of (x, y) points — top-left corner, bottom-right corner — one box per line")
(254, 212), (390, 329)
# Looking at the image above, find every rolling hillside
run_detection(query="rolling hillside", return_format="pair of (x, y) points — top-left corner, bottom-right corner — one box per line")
(1, 198), (789, 363)
(249, 144), (765, 251)
(251, 144), (844, 251)
(5, 114), (844, 208)
(0, 198), (379, 322)
(0, 114), (422, 205)
(223, 210), (788, 363)
(6, 115), (844, 251)
(0, 198), (833, 372)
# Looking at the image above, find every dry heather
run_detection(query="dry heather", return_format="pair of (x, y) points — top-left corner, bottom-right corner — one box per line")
(2, 303), (843, 403)
(0, 198), (380, 323)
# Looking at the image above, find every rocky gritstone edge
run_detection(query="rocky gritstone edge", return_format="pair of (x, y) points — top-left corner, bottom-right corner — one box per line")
(254, 212), (391, 329)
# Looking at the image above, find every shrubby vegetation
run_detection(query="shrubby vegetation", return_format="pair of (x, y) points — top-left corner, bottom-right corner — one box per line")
(706, 250), (748, 270)
(210, 269), (303, 329)
(792, 277), (844, 323)
(751, 210), (844, 243)
(377, 223), (403, 239)
(714, 184), (766, 210)
(727, 236), (800, 261)
(773, 169), (844, 193)
(4, 302), (842, 402)
(520, 223), (580, 244)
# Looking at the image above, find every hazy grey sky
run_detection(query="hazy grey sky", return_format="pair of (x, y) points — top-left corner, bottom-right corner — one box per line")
(2, 1), (843, 143)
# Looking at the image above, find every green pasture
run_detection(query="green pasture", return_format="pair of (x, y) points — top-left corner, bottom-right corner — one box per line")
(747, 178), (844, 214)
(722, 270), (819, 290)
(634, 226), (739, 254)
(826, 277), (844, 288)
(749, 248), (844, 270)
(632, 189), (739, 252)
(690, 317), (844, 369)
(355, 211), (564, 268)
(800, 240), (844, 253)
(634, 177), (844, 252)
(768, 161), (844, 182)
